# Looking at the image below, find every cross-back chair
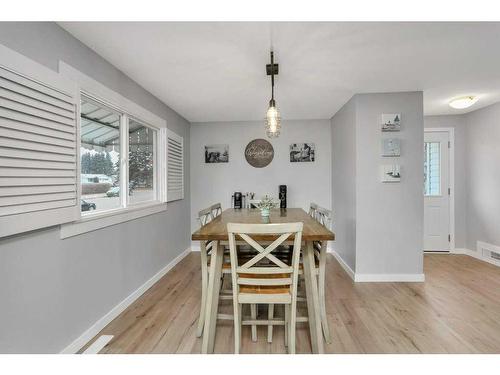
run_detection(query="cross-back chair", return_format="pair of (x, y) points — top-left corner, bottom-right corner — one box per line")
(211, 202), (222, 218)
(227, 222), (303, 354)
(196, 204), (233, 338)
(312, 205), (332, 343)
(308, 202), (318, 218)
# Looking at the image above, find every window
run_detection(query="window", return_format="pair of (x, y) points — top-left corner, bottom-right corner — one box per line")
(129, 119), (156, 204)
(424, 142), (440, 196)
(80, 97), (121, 213)
(59, 62), (177, 238)
(80, 95), (158, 215)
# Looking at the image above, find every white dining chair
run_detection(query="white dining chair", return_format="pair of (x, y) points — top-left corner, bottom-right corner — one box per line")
(312, 205), (332, 343)
(196, 204), (233, 337)
(227, 222), (303, 354)
(196, 203), (258, 339)
(308, 202), (318, 218)
(211, 202), (222, 218)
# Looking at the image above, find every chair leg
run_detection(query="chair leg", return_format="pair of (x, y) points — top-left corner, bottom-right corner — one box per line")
(318, 274), (331, 344)
(233, 301), (241, 354)
(284, 304), (289, 347)
(196, 245), (209, 337)
(289, 302), (296, 354)
(250, 304), (258, 342)
(267, 304), (274, 343)
(318, 245), (332, 344)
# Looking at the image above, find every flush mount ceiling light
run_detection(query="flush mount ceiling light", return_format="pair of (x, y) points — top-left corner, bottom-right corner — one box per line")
(265, 50), (281, 138)
(449, 96), (478, 109)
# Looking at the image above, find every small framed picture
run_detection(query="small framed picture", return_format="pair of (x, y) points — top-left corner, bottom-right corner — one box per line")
(381, 138), (401, 157)
(381, 164), (401, 182)
(205, 144), (229, 163)
(381, 113), (401, 132)
(290, 143), (315, 162)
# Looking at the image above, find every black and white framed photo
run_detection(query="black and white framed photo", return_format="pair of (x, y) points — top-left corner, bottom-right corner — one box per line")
(381, 113), (401, 132)
(381, 164), (401, 182)
(205, 144), (229, 163)
(290, 143), (315, 162)
(381, 138), (401, 157)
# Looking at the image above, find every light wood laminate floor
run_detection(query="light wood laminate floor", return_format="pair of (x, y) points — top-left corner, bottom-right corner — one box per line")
(82, 253), (500, 354)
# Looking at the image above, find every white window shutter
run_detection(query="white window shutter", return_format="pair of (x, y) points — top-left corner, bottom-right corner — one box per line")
(0, 50), (79, 237)
(166, 129), (184, 202)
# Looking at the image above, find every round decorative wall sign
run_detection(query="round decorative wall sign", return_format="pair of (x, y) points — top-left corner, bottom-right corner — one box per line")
(245, 139), (274, 168)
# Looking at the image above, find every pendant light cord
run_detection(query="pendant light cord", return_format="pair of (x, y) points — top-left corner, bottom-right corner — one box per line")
(270, 51), (275, 102)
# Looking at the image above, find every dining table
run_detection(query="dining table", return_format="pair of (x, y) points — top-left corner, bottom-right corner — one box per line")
(191, 207), (335, 354)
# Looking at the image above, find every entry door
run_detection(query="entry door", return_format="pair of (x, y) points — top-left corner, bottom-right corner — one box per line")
(424, 131), (450, 251)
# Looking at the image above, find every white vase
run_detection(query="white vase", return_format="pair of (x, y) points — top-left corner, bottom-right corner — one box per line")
(261, 208), (270, 217)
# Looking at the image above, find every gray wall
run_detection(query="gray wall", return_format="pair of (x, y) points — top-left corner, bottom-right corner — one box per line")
(190, 120), (331, 235)
(463, 103), (500, 249)
(331, 92), (424, 276)
(426, 105), (500, 251)
(0, 22), (191, 353)
(424, 115), (467, 248)
(355, 92), (424, 275)
(331, 98), (357, 270)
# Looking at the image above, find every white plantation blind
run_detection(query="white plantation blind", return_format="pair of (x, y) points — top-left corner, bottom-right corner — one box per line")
(167, 129), (184, 201)
(0, 55), (79, 237)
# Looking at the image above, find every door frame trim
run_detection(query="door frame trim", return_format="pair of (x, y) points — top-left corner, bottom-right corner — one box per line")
(424, 127), (455, 252)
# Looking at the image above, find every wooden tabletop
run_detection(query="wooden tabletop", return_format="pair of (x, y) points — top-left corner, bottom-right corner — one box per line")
(191, 208), (335, 241)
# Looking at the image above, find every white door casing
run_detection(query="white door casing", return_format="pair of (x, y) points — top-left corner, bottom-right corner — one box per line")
(424, 130), (451, 251)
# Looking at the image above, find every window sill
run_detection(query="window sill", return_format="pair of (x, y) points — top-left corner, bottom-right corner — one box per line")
(60, 201), (167, 239)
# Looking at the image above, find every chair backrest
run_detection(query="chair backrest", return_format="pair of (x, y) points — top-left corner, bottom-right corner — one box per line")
(308, 202), (318, 218)
(315, 206), (332, 229)
(198, 206), (214, 227)
(210, 203), (222, 218)
(227, 222), (303, 296)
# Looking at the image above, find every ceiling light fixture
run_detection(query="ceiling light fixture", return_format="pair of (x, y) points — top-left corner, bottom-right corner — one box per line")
(449, 96), (478, 109)
(265, 50), (281, 138)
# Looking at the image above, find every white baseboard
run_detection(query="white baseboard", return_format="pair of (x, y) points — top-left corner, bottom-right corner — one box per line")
(328, 246), (424, 282)
(460, 242), (500, 267)
(354, 273), (425, 282)
(327, 247), (355, 281)
(82, 335), (114, 354)
(191, 241), (200, 251)
(60, 247), (191, 354)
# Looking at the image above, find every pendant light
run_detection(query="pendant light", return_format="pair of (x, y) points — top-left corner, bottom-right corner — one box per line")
(265, 50), (281, 138)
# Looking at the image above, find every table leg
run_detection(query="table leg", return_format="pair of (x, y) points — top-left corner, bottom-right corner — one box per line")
(201, 241), (223, 354)
(302, 240), (324, 354)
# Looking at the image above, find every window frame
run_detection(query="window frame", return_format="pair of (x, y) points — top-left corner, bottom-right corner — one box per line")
(59, 62), (168, 239)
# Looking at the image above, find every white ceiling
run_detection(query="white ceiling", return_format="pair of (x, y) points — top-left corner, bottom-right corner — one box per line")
(59, 22), (500, 122)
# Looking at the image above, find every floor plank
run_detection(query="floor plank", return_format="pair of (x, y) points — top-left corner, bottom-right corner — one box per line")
(82, 253), (500, 354)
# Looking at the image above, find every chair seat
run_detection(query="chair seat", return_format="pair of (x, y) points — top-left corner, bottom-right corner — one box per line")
(237, 272), (291, 294)
(239, 284), (290, 294)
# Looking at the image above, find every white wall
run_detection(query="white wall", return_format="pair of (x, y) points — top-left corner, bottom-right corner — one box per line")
(424, 115), (467, 249)
(190, 120), (331, 234)
(331, 92), (424, 279)
(331, 98), (357, 271)
(0, 22), (191, 353)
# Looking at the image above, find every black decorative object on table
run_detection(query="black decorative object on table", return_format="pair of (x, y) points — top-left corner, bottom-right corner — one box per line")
(279, 185), (287, 208)
(232, 192), (243, 209)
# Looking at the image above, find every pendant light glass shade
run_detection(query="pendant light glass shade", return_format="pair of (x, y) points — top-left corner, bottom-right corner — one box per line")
(266, 100), (281, 138)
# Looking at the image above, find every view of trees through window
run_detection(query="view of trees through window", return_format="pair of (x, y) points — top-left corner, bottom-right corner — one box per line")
(129, 119), (155, 204)
(80, 97), (121, 213)
(80, 97), (157, 214)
